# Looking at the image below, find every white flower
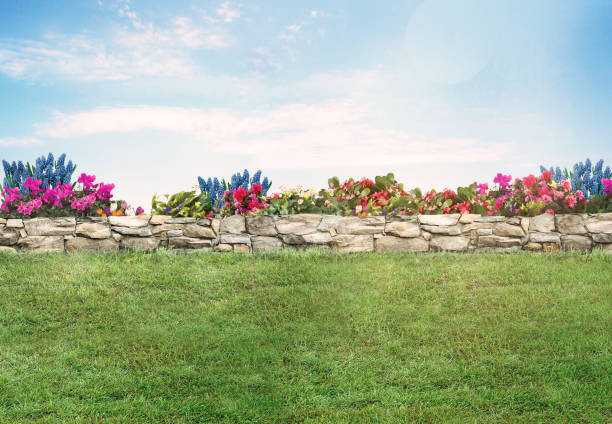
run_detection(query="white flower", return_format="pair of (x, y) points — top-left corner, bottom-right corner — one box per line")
(110, 202), (118, 212)
(126, 207), (136, 216)
(356, 205), (362, 212)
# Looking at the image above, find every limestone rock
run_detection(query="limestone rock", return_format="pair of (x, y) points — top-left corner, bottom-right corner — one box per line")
(219, 233), (250, 244)
(0, 228), (19, 246)
(76, 222), (111, 239)
(120, 237), (159, 251)
(66, 237), (118, 253)
(421, 231), (431, 241)
(493, 223), (525, 237)
(246, 216), (277, 236)
(474, 216), (506, 223)
(555, 214), (587, 234)
(151, 224), (183, 235)
(329, 234), (374, 253)
(523, 242), (542, 251)
(430, 236), (469, 252)
(529, 214), (555, 233)
(164, 217), (196, 224)
(24, 217), (75, 236)
(561, 235), (592, 252)
(112, 233), (122, 242)
(108, 216), (149, 228)
(219, 215), (246, 234)
(585, 213), (612, 234)
(475, 228), (492, 235)
(336, 216), (385, 235)
(111, 226), (153, 237)
(281, 234), (305, 245)
(183, 224), (216, 239)
(520, 217), (530, 234)
(461, 223), (493, 233)
(214, 243), (233, 252)
(169, 236), (212, 249)
(6, 219), (23, 228)
(17, 236), (64, 253)
(418, 214), (460, 226)
(375, 236), (428, 252)
(385, 221), (420, 238)
(592, 233), (612, 243)
(0, 218), (5, 225)
(0, 246), (17, 253)
(233, 244), (250, 253)
(542, 243), (560, 252)
(421, 225), (462, 235)
(150, 215), (172, 225)
(529, 232), (560, 244)
(506, 217), (521, 225)
(479, 235), (522, 248)
(167, 230), (183, 237)
(252, 236), (283, 252)
(211, 219), (220, 235)
(301, 232), (332, 244)
(317, 215), (343, 232)
(276, 214), (322, 235)
(459, 214), (481, 224)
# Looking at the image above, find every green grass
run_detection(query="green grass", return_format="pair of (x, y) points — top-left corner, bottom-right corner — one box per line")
(0, 250), (611, 423)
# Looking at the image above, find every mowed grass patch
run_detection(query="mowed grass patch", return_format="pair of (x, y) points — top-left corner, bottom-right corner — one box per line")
(0, 250), (610, 423)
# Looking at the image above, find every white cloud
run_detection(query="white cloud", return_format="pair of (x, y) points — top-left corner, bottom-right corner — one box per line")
(279, 24), (302, 42)
(216, 2), (241, 23)
(0, 137), (42, 147)
(34, 101), (510, 168)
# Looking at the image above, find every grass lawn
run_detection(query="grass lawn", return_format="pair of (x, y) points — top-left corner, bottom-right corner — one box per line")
(0, 250), (611, 423)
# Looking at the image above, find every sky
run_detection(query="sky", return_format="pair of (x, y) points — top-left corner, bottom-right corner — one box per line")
(0, 0), (610, 208)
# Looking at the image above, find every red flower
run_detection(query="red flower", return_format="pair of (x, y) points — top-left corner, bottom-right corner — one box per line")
(541, 171), (552, 181)
(251, 183), (262, 194)
(523, 174), (537, 189)
(233, 187), (248, 202)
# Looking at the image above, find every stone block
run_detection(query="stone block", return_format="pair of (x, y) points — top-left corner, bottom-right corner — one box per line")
(276, 214), (322, 235)
(375, 236), (428, 252)
(219, 215), (246, 234)
(24, 217), (75, 236)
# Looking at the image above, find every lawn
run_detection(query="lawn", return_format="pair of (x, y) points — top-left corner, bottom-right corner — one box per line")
(0, 250), (610, 423)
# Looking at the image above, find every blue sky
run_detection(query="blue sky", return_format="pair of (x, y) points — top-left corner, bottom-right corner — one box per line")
(0, 0), (610, 208)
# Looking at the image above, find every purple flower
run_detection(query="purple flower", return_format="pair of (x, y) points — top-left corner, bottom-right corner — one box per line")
(162, 206), (171, 214)
(104, 207), (111, 216)
(136, 206), (144, 215)
(177, 204), (183, 211)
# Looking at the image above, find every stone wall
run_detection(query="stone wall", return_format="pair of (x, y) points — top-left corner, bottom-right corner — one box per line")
(1, 213), (611, 254)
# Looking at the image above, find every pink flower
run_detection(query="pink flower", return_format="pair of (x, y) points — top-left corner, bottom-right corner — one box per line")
(545, 209), (555, 214)
(493, 173), (512, 190)
(564, 196), (577, 208)
(541, 171), (552, 181)
(540, 194), (552, 203)
(251, 183), (262, 195)
(96, 183), (115, 202)
(233, 187), (248, 202)
(24, 178), (43, 195)
(552, 190), (564, 200)
(603, 179), (612, 196)
(561, 180), (571, 191)
(77, 173), (98, 191)
(474, 182), (488, 195)
(522, 174), (537, 189)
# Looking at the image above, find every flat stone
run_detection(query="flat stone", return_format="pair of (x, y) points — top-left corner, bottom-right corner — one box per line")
(0, 228), (19, 246)
(281, 234), (305, 245)
(523, 242), (542, 251)
(196, 218), (211, 226)
(252, 236), (283, 252)
(164, 217), (196, 224)
(542, 243), (560, 252)
(336, 216), (385, 235)
(421, 225), (462, 235)
(585, 213), (612, 234)
(151, 224), (183, 235)
(108, 216), (150, 228)
(506, 217), (521, 225)
(555, 214), (587, 234)
(183, 224), (216, 239)
(219, 233), (251, 244)
(211, 219), (220, 235)
(493, 223), (525, 237)
(529, 232), (560, 244)
(375, 236), (428, 252)
(529, 214), (555, 233)
(473, 216), (506, 223)
(276, 214), (322, 235)
(592, 233), (612, 243)
(385, 221), (420, 238)
(214, 243), (233, 252)
(386, 215), (418, 222)
(474, 246), (522, 253)
(429, 236), (469, 252)
(112, 233), (122, 242)
(17, 236), (64, 253)
(120, 237), (159, 251)
(318, 215), (343, 232)
(461, 222), (493, 233)
(418, 214), (460, 226)
(66, 237), (118, 253)
(246, 215), (277, 236)
(421, 231), (431, 241)
(24, 217), (75, 236)
(219, 215), (246, 234)
(233, 244), (250, 253)
(301, 232), (332, 244)
(475, 228), (492, 235)
(111, 226), (153, 237)
(6, 219), (23, 228)
(0, 246), (17, 253)
(479, 235), (522, 248)
(0, 218), (5, 225)
(150, 215), (172, 225)
(459, 214), (481, 224)
(76, 222), (111, 239)
(561, 235), (592, 252)
(169, 236), (212, 249)
(329, 234), (374, 253)
(520, 217), (530, 234)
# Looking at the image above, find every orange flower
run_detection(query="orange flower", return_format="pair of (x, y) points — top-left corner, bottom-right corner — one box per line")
(96, 209), (103, 215)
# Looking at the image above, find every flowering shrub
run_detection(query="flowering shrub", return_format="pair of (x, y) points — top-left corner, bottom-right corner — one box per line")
(96, 200), (146, 217)
(152, 190), (211, 218)
(220, 184), (269, 216)
(586, 178), (612, 213)
(198, 169), (272, 212)
(264, 186), (321, 215)
(480, 171), (587, 216)
(541, 158), (611, 199)
(1, 173), (115, 218)
(2, 153), (76, 193)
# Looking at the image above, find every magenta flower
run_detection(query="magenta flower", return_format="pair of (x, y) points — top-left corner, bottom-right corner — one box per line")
(24, 178), (43, 195)
(603, 178), (612, 196)
(77, 173), (98, 191)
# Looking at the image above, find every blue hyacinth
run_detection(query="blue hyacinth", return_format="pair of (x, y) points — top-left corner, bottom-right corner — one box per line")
(198, 169), (272, 208)
(2, 152), (77, 193)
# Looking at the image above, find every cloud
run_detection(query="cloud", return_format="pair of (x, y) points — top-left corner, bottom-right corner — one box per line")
(0, 137), (42, 147)
(279, 24), (302, 42)
(34, 101), (510, 168)
(216, 2), (241, 23)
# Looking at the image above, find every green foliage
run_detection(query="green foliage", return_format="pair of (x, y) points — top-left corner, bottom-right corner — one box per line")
(264, 189), (322, 215)
(586, 194), (612, 213)
(151, 190), (209, 217)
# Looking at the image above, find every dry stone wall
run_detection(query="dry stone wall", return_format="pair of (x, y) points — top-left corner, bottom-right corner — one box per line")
(1, 213), (611, 254)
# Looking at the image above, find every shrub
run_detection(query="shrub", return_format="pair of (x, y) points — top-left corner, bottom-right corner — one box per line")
(220, 184), (268, 216)
(264, 186), (321, 215)
(541, 158), (611, 198)
(198, 169), (272, 212)
(152, 191), (211, 218)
